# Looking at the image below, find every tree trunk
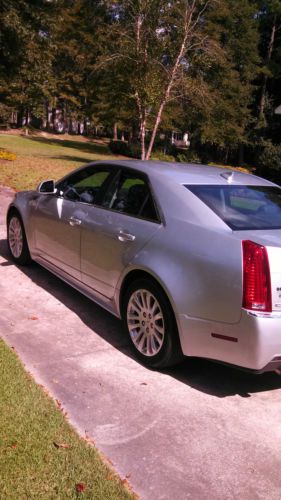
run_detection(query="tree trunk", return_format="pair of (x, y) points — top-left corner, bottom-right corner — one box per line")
(17, 108), (23, 128)
(145, 102), (165, 160)
(128, 128), (133, 145)
(113, 122), (118, 140)
(259, 15), (277, 118)
(144, 4), (193, 160)
(238, 144), (244, 165)
(140, 117), (146, 160)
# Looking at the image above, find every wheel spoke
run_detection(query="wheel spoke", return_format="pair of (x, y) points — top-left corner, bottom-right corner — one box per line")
(154, 323), (164, 335)
(132, 295), (142, 311)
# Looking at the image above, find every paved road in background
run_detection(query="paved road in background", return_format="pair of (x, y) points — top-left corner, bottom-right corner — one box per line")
(1, 187), (281, 499)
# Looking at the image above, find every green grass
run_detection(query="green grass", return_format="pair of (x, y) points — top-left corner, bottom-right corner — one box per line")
(0, 340), (133, 499)
(0, 134), (128, 191)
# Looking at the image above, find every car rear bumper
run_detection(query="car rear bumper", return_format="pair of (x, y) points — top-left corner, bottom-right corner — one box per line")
(178, 310), (281, 372)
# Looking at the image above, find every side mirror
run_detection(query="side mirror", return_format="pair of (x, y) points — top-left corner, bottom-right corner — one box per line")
(37, 179), (56, 194)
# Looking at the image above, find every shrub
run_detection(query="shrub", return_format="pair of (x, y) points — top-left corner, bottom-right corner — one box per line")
(259, 143), (281, 172)
(127, 142), (141, 159)
(176, 151), (201, 163)
(108, 140), (130, 156)
(0, 148), (17, 161)
(256, 143), (281, 185)
(151, 150), (175, 162)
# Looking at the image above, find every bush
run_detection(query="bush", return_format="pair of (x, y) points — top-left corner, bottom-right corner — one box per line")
(256, 143), (281, 185)
(151, 150), (175, 162)
(127, 142), (141, 159)
(108, 140), (130, 156)
(176, 151), (202, 163)
(0, 148), (17, 161)
(259, 143), (281, 172)
(109, 140), (143, 159)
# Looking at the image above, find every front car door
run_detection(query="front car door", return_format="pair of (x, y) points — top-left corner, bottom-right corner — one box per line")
(31, 164), (115, 280)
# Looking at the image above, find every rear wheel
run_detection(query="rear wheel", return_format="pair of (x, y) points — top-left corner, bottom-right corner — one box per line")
(122, 278), (183, 369)
(7, 213), (31, 265)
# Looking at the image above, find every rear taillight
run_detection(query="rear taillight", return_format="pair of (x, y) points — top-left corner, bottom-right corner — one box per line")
(242, 240), (272, 312)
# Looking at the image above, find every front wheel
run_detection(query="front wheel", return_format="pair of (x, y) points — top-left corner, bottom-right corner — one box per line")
(7, 213), (31, 265)
(122, 278), (183, 369)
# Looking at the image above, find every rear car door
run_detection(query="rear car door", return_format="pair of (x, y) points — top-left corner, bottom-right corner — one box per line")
(80, 168), (162, 298)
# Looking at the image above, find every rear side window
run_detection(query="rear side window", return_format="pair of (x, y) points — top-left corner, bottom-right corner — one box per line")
(102, 170), (160, 222)
(186, 185), (281, 230)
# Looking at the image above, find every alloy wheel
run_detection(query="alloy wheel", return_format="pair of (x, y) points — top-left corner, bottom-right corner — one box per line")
(127, 289), (165, 356)
(8, 217), (23, 259)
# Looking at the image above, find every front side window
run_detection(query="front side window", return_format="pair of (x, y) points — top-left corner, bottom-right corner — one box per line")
(102, 170), (159, 222)
(56, 166), (113, 204)
(186, 184), (281, 230)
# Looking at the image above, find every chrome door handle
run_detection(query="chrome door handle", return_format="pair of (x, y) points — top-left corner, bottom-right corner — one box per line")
(118, 231), (135, 242)
(69, 217), (82, 226)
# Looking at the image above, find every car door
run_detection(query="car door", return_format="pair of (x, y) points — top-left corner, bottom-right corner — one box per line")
(32, 165), (115, 280)
(80, 168), (162, 298)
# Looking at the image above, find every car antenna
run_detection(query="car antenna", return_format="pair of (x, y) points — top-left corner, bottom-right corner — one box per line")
(220, 171), (234, 183)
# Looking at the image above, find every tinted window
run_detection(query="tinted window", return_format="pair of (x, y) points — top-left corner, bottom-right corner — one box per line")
(102, 171), (159, 222)
(186, 185), (281, 230)
(56, 167), (113, 204)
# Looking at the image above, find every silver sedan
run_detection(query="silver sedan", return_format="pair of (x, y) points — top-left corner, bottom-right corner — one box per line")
(6, 161), (281, 372)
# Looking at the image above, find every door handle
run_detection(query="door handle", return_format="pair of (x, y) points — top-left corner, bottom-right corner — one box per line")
(118, 231), (135, 242)
(69, 217), (82, 226)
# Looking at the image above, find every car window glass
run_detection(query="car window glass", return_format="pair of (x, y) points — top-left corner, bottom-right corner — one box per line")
(102, 171), (159, 221)
(57, 168), (112, 204)
(186, 185), (281, 230)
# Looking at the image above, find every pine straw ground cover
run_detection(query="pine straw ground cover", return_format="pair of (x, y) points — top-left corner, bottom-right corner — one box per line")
(0, 133), (127, 191)
(0, 340), (134, 499)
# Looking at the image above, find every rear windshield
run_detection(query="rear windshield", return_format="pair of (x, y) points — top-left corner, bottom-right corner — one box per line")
(186, 185), (281, 230)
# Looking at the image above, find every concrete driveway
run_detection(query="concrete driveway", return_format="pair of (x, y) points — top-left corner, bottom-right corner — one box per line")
(1, 187), (281, 499)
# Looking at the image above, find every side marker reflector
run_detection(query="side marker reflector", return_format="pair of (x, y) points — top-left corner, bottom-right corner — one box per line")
(211, 333), (238, 343)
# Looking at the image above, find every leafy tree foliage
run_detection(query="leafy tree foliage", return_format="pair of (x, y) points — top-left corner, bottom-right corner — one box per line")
(0, 0), (280, 170)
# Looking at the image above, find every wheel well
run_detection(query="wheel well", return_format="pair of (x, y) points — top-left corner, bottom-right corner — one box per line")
(119, 269), (169, 314)
(7, 206), (20, 224)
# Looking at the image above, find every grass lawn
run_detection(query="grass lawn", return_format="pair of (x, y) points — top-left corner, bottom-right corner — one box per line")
(0, 133), (128, 191)
(0, 340), (133, 499)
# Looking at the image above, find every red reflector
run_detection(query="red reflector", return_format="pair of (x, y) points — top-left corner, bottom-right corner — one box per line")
(211, 333), (238, 342)
(242, 240), (272, 312)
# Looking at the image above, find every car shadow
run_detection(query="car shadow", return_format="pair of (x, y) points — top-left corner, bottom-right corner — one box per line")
(1, 237), (281, 399)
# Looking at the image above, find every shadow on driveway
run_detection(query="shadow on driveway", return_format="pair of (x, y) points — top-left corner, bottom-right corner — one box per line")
(1, 237), (281, 399)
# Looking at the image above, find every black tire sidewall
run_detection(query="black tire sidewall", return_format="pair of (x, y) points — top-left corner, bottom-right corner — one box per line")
(122, 278), (182, 369)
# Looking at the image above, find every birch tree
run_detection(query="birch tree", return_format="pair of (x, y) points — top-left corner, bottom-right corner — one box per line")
(98, 0), (219, 159)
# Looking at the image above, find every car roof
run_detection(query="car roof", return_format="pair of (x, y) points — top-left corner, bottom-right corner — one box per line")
(96, 160), (277, 187)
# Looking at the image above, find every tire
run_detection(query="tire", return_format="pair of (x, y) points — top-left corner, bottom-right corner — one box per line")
(122, 278), (183, 369)
(7, 212), (31, 265)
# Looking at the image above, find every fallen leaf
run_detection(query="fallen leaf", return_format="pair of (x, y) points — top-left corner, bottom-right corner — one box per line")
(53, 442), (70, 449)
(76, 483), (86, 493)
(10, 443), (17, 449)
(121, 478), (130, 487)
